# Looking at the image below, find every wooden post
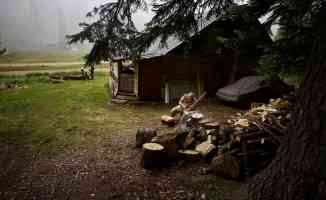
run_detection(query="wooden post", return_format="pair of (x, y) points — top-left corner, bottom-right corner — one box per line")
(164, 81), (170, 104)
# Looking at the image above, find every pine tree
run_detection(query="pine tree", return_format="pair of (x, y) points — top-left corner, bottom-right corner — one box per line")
(0, 34), (6, 56)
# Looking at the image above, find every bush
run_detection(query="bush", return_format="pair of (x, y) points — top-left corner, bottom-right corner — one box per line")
(256, 51), (281, 80)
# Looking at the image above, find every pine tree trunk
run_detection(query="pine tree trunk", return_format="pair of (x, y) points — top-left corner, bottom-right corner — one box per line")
(248, 28), (326, 200)
(229, 49), (240, 84)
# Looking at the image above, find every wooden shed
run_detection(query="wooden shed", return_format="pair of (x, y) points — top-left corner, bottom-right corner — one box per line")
(108, 14), (271, 103)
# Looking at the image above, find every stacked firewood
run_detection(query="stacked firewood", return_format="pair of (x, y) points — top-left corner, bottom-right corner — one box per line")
(137, 94), (294, 180)
(208, 96), (293, 179)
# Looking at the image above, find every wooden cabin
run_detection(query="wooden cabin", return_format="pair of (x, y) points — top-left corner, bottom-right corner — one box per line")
(108, 14), (271, 103)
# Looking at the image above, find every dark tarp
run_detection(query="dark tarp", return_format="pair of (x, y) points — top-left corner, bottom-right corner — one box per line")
(216, 76), (266, 102)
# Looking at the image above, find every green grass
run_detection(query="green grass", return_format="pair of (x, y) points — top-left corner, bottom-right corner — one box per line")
(0, 50), (87, 63)
(0, 73), (166, 153)
(0, 73), (50, 85)
(0, 73), (108, 152)
(0, 64), (107, 72)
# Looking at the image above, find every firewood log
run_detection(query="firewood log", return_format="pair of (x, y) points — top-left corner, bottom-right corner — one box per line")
(151, 133), (185, 160)
(199, 118), (216, 126)
(195, 142), (217, 161)
(202, 121), (220, 129)
(182, 134), (196, 149)
(141, 143), (166, 169)
(252, 121), (282, 143)
(136, 128), (157, 148)
(208, 153), (241, 179)
(187, 92), (207, 111)
(161, 115), (176, 127)
(178, 150), (201, 162)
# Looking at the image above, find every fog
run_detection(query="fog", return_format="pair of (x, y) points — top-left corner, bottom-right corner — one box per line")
(0, 0), (153, 50)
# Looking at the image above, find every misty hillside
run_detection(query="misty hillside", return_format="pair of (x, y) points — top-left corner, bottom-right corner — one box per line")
(0, 0), (151, 50)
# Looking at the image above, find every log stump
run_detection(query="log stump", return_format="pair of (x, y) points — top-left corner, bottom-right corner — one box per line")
(136, 128), (157, 148)
(195, 141), (217, 161)
(151, 133), (179, 161)
(178, 150), (201, 162)
(141, 143), (166, 169)
(209, 153), (241, 179)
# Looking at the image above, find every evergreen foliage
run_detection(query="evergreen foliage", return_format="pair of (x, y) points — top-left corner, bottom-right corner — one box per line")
(0, 36), (6, 56)
(68, 1), (326, 198)
(69, 0), (325, 79)
(253, 0), (318, 80)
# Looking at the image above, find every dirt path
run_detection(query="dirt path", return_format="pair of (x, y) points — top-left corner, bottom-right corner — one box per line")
(0, 104), (247, 200)
(0, 132), (246, 200)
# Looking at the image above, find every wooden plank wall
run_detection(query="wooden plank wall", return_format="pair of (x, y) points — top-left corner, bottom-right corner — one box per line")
(136, 53), (240, 100)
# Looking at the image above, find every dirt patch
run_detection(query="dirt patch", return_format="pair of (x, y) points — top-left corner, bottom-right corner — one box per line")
(0, 103), (247, 200)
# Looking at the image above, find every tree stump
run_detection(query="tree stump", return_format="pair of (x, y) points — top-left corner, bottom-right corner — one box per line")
(141, 143), (166, 169)
(136, 128), (157, 148)
(178, 150), (201, 162)
(209, 153), (241, 179)
(151, 133), (180, 161)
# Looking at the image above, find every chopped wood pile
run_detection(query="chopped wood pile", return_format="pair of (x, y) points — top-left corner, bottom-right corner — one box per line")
(208, 96), (293, 178)
(137, 93), (294, 180)
(0, 83), (29, 91)
(49, 73), (88, 83)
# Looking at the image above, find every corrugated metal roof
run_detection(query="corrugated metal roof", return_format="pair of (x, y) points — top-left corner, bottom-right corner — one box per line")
(140, 17), (217, 58)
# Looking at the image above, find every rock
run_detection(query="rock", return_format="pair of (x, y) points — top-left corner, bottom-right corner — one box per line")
(209, 153), (241, 179)
(195, 142), (217, 161)
(136, 128), (157, 148)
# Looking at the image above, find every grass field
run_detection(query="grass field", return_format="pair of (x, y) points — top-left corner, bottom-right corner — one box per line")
(0, 50), (87, 63)
(0, 73), (108, 152)
(0, 72), (238, 154)
(0, 49), (245, 200)
(0, 73), (165, 153)
(0, 72), (244, 200)
(0, 63), (107, 74)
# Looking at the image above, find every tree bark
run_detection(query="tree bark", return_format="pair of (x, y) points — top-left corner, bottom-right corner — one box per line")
(229, 49), (240, 84)
(248, 28), (326, 199)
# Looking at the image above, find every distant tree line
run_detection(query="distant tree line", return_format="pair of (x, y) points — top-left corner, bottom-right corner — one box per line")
(0, 35), (6, 56)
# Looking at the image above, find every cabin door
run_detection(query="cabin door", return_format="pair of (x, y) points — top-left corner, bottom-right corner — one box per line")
(119, 73), (134, 93)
